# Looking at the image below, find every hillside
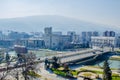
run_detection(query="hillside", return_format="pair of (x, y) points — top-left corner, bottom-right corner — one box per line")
(0, 15), (118, 34)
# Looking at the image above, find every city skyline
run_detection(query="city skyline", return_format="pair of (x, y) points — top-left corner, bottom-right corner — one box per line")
(0, 0), (120, 27)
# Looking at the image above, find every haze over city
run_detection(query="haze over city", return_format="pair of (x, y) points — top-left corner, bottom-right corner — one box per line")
(0, 0), (120, 27)
(0, 0), (120, 80)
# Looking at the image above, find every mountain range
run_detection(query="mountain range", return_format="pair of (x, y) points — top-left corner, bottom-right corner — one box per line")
(0, 15), (119, 34)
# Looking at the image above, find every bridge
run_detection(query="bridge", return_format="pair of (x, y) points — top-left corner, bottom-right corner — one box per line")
(45, 49), (111, 64)
(38, 48), (111, 63)
(0, 48), (112, 72)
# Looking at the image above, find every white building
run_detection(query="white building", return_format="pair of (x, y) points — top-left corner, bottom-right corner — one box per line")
(91, 36), (117, 48)
(115, 33), (120, 48)
(67, 31), (80, 43)
(44, 34), (71, 49)
(53, 32), (62, 35)
(43, 27), (71, 49)
(18, 38), (45, 49)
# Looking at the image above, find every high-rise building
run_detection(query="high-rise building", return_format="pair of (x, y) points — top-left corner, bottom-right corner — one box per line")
(0, 31), (2, 35)
(18, 38), (45, 49)
(81, 31), (93, 43)
(44, 27), (52, 35)
(53, 32), (62, 35)
(110, 31), (115, 37)
(93, 31), (99, 36)
(44, 27), (52, 48)
(67, 31), (76, 42)
(43, 27), (71, 50)
(81, 32), (87, 42)
(115, 33), (120, 48)
(103, 31), (115, 37)
(103, 31), (108, 36)
(67, 31), (76, 36)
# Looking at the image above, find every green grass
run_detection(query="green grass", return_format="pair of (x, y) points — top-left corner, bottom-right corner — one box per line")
(70, 70), (79, 77)
(116, 50), (120, 53)
(51, 68), (67, 77)
(53, 70), (67, 77)
(82, 73), (92, 77)
(80, 68), (119, 77)
(51, 68), (79, 78)
(27, 70), (41, 78)
(80, 67), (120, 80)
(110, 57), (120, 61)
(112, 74), (119, 77)
(112, 76), (120, 80)
(80, 68), (103, 74)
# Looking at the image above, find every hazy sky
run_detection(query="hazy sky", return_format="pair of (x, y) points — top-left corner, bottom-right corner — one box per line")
(0, 0), (120, 27)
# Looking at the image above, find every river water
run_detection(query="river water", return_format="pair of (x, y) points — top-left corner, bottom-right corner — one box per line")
(7, 50), (120, 69)
(7, 49), (60, 58)
(95, 60), (120, 69)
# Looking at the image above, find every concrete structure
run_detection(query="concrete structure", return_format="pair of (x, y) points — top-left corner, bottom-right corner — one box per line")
(81, 32), (92, 43)
(103, 31), (115, 37)
(59, 35), (71, 49)
(53, 32), (62, 35)
(115, 33), (120, 48)
(30, 32), (43, 38)
(44, 27), (52, 35)
(44, 34), (71, 50)
(8, 31), (30, 40)
(43, 27), (71, 50)
(81, 31), (99, 47)
(72, 35), (80, 43)
(14, 45), (28, 54)
(18, 38), (45, 49)
(44, 27), (52, 48)
(93, 31), (99, 36)
(91, 36), (116, 48)
(67, 31), (76, 36)
(0, 39), (14, 48)
(0, 32), (9, 40)
(67, 31), (80, 43)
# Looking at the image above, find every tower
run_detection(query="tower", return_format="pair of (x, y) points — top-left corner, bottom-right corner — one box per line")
(44, 27), (52, 48)
(44, 27), (52, 35)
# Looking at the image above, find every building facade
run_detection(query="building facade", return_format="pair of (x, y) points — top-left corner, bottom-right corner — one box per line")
(81, 31), (99, 47)
(18, 38), (45, 49)
(0, 39), (14, 48)
(115, 33), (120, 48)
(103, 31), (115, 37)
(91, 36), (116, 48)
(43, 27), (71, 50)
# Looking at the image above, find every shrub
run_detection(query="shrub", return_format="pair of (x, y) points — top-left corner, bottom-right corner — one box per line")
(27, 71), (41, 78)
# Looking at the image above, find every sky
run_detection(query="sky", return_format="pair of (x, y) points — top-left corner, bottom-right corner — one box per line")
(0, 0), (120, 27)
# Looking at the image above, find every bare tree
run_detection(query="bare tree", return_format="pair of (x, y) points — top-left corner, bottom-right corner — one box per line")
(0, 53), (13, 80)
(0, 51), (40, 80)
(16, 52), (38, 80)
(10, 67), (22, 80)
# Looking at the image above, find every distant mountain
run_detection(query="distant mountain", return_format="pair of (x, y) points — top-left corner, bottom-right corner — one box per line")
(0, 15), (119, 34)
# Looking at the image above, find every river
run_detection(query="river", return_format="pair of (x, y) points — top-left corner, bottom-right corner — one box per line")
(7, 50), (120, 69)
(95, 60), (120, 69)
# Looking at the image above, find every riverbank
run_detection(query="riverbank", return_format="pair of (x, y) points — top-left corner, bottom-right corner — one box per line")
(76, 66), (120, 80)
(110, 56), (120, 61)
